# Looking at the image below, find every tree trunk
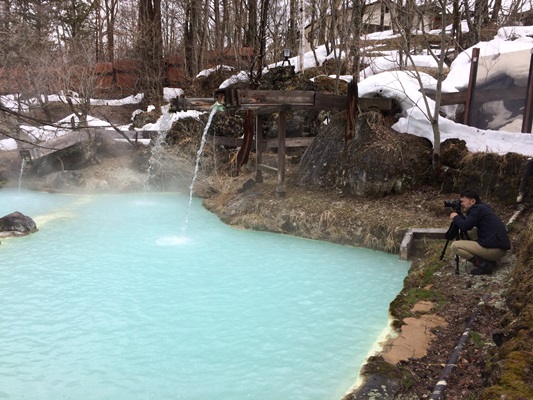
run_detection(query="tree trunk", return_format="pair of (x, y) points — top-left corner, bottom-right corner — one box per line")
(199, 0), (209, 70)
(473, 0), (485, 43)
(245, 0), (257, 48)
(452, 0), (461, 57)
(184, 0), (199, 77)
(350, 0), (364, 77)
(380, 0), (386, 31)
(491, 0), (501, 23)
(287, 0), (298, 52)
(137, 0), (163, 108)
(105, 0), (117, 62)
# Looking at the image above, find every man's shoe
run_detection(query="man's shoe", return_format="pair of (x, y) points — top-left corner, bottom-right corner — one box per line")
(468, 256), (483, 268)
(480, 259), (497, 273)
(471, 267), (489, 275)
(470, 259), (497, 275)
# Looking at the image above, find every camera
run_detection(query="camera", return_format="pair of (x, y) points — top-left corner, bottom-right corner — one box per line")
(444, 199), (461, 213)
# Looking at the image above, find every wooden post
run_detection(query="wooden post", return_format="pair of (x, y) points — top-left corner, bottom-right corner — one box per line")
(255, 114), (264, 183)
(463, 47), (480, 126)
(276, 108), (287, 196)
(522, 48), (533, 133)
(345, 79), (359, 141)
(236, 110), (255, 174)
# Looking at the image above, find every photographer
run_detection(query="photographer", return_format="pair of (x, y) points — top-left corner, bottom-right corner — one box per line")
(449, 189), (511, 275)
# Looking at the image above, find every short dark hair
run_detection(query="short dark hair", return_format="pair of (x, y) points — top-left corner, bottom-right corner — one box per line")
(460, 189), (480, 203)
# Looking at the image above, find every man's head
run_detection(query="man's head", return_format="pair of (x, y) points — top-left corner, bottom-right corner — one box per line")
(460, 189), (480, 212)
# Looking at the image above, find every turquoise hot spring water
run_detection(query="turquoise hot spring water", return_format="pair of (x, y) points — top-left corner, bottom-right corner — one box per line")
(0, 188), (409, 400)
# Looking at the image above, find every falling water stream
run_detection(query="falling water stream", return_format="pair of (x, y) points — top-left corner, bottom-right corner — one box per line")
(182, 105), (219, 233)
(17, 158), (26, 192)
(144, 112), (175, 191)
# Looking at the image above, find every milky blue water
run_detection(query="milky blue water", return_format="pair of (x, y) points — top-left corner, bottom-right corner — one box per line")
(0, 188), (409, 400)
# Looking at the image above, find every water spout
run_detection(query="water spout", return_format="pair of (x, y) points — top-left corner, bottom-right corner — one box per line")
(213, 100), (225, 112)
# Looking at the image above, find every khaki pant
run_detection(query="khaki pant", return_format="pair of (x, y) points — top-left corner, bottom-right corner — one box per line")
(450, 240), (507, 262)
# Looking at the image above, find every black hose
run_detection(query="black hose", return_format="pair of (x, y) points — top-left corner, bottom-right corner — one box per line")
(429, 295), (488, 400)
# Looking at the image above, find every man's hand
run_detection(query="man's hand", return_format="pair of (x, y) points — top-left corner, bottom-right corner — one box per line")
(450, 212), (458, 220)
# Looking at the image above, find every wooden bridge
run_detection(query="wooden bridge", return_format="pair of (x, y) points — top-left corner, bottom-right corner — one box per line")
(170, 85), (395, 195)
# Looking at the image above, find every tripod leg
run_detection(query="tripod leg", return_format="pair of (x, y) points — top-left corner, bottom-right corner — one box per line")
(440, 240), (450, 260)
(455, 254), (460, 275)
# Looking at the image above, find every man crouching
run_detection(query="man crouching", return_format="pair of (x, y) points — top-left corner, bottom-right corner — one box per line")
(449, 189), (511, 275)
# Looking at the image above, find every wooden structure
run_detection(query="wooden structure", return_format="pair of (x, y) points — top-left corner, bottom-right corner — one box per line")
(171, 87), (395, 195)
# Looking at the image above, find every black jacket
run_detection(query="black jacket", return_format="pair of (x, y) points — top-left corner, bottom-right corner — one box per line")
(452, 202), (511, 250)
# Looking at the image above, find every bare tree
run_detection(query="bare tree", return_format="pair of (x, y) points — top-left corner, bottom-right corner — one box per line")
(385, 0), (453, 172)
(184, 0), (200, 76)
(137, 0), (163, 108)
(103, 0), (118, 62)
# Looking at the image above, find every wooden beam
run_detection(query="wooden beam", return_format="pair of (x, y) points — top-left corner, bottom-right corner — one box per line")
(276, 108), (287, 196)
(255, 115), (264, 183)
(206, 135), (244, 147)
(231, 90), (316, 108)
(314, 93), (347, 110)
(464, 47), (480, 126)
(522, 49), (533, 133)
(169, 97), (215, 112)
(204, 135), (315, 149)
(266, 137), (314, 148)
(346, 79), (358, 141)
(170, 91), (395, 113)
(257, 163), (277, 173)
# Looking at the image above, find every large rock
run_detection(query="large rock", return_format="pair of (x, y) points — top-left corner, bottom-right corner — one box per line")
(0, 211), (37, 237)
(298, 112), (432, 196)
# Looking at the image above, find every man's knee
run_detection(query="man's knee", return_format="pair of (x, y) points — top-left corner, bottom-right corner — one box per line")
(450, 240), (478, 259)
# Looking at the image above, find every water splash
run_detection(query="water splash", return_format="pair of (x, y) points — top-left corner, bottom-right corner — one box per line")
(156, 235), (191, 246)
(18, 158), (26, 192)
(182, 105), (219, 233)
(144, 112), (175, 191)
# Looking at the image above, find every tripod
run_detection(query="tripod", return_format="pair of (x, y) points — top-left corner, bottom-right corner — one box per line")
(440, 221), (469, 275)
